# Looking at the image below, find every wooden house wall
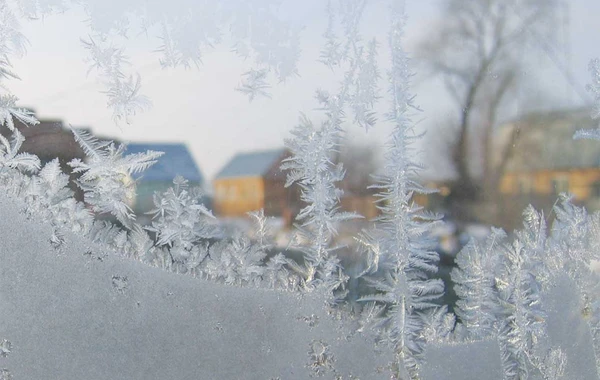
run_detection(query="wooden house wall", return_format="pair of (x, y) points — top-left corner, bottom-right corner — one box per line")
(500, 168), (600, 204)
(340, 195), (380, 219)
(263, 177), (287, 217)
(263, 153), (301, 222)
(213, 176), (265, 217)
(411, 182), (452, 211)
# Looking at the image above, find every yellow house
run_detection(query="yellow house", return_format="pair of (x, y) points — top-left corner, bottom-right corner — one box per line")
(213, 149), (299, 221)
(411, 180), (452, 210)
(498, 107), (600, 210)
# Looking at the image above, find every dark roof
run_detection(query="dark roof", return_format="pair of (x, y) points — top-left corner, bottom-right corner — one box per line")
(499, 107), (600, 172)
(124, 143), (203, 183)
(216, 148), (287, 179)
(2, 118), (86, 160)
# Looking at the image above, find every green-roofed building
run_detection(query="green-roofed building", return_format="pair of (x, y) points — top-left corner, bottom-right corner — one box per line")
(124, 143), (207, 219)
(496, 107), (600, 225)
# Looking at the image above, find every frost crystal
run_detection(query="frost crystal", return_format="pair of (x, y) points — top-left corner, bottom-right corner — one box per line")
(80, 0), (302, 97)
(105, 73), (151, 125)
(318, 0), (381, 131)
(3, 2), (600, 379)
(69, 128), (163, 228)
(204, 236), (266, 286)
(145, 176), (216, 273)
(450, 205), (570, 379)
(82, 37), (150, 124)
(0, 369), (11, 380)
(319, 0), (344, 69)
(0, 2), (26, 81)
(550, 196), (600, 373)
(543, 348), (567, 380)
(0, 339), (11, 357)
(156, 22), (203, 69)
(297, 314), (320, 328)
(282, 114), (356, 292)
(20, 158), (93, 233)
(0, 95), (38, 131)
(111, 275), (128, 293)
(588, 58), (600, 120)
(264, 252), (296, 290)
(280, 0), (385, 294)
(0, 129), (40, 173)
(350, 38), (380, 130)
(574, 58), (600, 140)
(495, 237), (548, 380)
(0, 3), (38, 143)
(452, 228), (505, 339)
(307, 339), (335, 377)
(49, 228), (65, 250)
(355, 2), (444, 377)
(235, 69), (272, 101)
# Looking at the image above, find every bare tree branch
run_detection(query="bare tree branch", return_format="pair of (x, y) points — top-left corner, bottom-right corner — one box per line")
(415, 0), (559, 222)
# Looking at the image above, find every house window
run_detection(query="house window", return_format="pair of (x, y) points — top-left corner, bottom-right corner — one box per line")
(551, 176), (569, 196)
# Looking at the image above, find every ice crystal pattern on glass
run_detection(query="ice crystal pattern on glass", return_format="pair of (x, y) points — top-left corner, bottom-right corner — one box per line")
(0, 95), (37, 132)
(0, 339), (11, 358)
(1, 1), (600, 379)
(0, 128), (39, 173)
(574, 58), (600, 140)
(0, 2), (39, 180)
(280, 0), (386, 295)
(588, 58), (600, 121)
(317, 0), (381, 131)
(82, 37), (151, 125)
(0, 369), (11, 380)
(235, 69), (272, 102)
(111, 275), (129, 293)
(68, 128), (163, 228)
(354, 3), (445, 377)
(307, 339), (335, 377)
(452, 228), (506, 339)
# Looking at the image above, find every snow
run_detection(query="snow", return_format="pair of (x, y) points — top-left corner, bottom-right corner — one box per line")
(543, 274), (599, 379)
(421, 339), (503, 380)
(0, 194), (390, 379)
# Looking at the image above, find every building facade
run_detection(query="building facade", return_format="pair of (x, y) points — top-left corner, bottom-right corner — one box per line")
(124, 143), (205, 219)
(213, 149), (299, 222)
(496, 107), (600, 226)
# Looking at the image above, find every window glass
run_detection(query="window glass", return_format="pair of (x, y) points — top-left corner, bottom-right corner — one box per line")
(2, 1), (600, 378)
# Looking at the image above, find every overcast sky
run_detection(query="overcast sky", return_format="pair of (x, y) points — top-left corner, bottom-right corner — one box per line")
(6, 0), (600, 182)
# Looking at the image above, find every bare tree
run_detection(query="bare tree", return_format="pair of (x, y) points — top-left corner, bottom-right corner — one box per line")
(417, 0), (559, 222)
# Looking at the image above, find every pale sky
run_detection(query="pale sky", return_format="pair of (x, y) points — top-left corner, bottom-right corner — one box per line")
(6, 0), (600, 183)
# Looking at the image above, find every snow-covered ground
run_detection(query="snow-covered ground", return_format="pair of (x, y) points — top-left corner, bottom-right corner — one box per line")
(0, 195), (390, 379)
